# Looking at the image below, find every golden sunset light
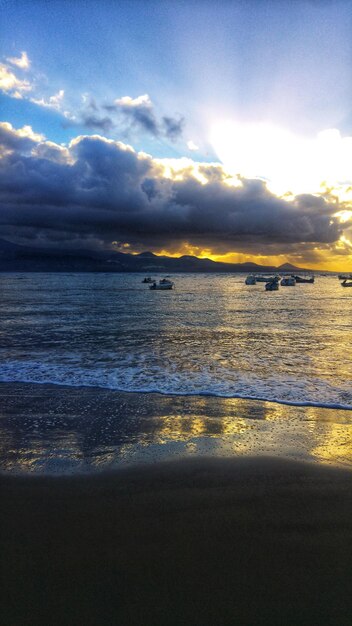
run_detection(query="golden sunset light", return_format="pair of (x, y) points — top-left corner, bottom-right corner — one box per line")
(1, 3), (352, 625)
(210, 121), (352, 198)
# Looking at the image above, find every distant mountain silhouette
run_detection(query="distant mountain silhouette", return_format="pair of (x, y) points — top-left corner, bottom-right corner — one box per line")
(278, 263), (302, 270)
(0, 238), (311, 273)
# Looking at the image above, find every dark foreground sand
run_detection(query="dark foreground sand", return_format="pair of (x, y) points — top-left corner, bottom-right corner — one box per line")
(1, 457), (351, 626)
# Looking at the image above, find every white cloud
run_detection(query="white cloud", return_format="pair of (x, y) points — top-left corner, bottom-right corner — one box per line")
(0, 122), (45, 157)
(0, 122), (44, 143)
(32, 140), (72, 164)
(114, 94), (152, 108)
(7, 51), (30, 70)
(15, 124), (45, 143)
(0, 63), (32, 96)
(187, 140), (199, 151)
(31, 89), (65, 111)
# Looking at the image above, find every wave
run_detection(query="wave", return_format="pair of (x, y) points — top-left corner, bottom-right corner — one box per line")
(0, 360), (351, 412)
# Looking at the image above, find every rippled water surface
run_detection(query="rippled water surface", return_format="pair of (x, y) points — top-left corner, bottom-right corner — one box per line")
(0, 272), (351, 408)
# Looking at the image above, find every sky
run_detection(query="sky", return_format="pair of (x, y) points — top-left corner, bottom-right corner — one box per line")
(0, 0), (352, 270)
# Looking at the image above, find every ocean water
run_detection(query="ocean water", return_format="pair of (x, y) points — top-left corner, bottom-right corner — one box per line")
(0, 272), (351, 409)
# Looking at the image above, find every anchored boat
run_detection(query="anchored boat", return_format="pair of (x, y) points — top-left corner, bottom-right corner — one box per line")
(292, 275), (314, 283)
(149, 278), (174, 290)
(255, 275), (279, 283)
(281, 276), (296, 286)
(338, 274), (352, 280)
(265, 278), (279, 291)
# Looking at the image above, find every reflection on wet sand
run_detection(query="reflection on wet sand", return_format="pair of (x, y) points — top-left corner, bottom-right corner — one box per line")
(0, 383), (351, 473)
(310, 421), (352, 465)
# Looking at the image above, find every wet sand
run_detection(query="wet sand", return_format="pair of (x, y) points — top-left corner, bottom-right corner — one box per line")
(1, 456), (351, 625)
(1, 383), (351, 472)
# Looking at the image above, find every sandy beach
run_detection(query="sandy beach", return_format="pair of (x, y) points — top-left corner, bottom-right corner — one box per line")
(2, 1), (352, 623)
(1, 383), (351, 473)
(1, 455), (351, 625)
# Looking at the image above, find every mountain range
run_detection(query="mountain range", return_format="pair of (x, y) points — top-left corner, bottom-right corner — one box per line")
(0, 238), (309, 273)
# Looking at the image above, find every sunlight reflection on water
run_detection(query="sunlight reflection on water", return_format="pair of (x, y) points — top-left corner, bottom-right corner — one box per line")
(0, 384), (351, 474)
(0, 273), (351, 407)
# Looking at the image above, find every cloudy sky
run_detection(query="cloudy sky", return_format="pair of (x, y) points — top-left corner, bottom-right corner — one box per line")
(1, 0), (351, 270)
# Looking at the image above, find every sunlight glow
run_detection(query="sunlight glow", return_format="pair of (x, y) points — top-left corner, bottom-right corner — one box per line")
(335, 210), (352, 224)
(209, 122), (352, 197)
(156, 157), (210, 184)
(339, 235), (352, 249)
(150, 243), (352, 273)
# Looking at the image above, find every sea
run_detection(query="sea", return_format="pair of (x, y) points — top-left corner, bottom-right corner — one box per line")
(1, 272), (351, 408)
(0, 272), (351, 472)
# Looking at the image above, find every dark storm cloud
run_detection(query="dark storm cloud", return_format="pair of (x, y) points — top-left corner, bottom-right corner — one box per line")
(81, 115), (115, 133)
(105, 96), (159, 136)
(32, 141), (70, 164)
(84, 96), (98, 111)
(0, 122), (40, 152)
(103, 95), (184, 141)
(72, 94), (185, 141)
(162, 116), (185, 141)
(121, 104), (159, 136)
(104, 104), (118, 113)
(0, 124), (345, 254)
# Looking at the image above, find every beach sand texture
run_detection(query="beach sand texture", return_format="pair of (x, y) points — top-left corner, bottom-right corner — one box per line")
(1, 456), (351, 626)
(1, 383), (351, 473)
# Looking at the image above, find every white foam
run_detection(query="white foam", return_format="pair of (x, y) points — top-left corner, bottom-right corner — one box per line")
(0, 360), (351, 411)
(1, 274), (351, 412)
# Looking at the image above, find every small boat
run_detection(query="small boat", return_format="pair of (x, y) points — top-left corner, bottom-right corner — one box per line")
(149, 278), (174, 290)
(292, 275), (314, 284)
(341, 279), (352, 287)
(338, 274), (352, 280)
(255, 275), (278, 283)
(245, 275), (256, 285)
(281, 277), (296, 286)
(265, 278), (279, 291)
(142, 277), (154, 283)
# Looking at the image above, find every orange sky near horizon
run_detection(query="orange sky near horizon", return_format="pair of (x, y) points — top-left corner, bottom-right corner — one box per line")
(145, 245), (352, 273)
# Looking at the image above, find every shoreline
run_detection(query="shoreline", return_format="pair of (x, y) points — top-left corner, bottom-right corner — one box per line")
(1, 381), (352, 474)
(1, 382), (352, 474)
(0, 379), (351, 412)
(1, 383), (351, 624)
(1, 455), (351, 625)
